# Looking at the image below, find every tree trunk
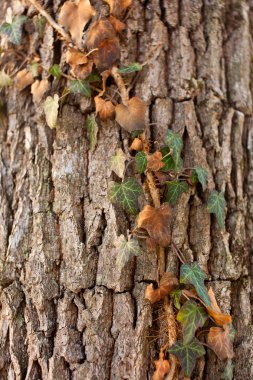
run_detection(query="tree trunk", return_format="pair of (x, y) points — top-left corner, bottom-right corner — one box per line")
(0, 0), (252, 379)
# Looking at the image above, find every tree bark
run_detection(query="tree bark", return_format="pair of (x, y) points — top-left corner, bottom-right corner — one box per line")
(0, 0), (252, 379)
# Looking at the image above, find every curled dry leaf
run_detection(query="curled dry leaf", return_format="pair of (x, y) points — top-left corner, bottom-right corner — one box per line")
(16, 69), (34, 91)
(137, 203), (172, 247)
(115, 96), (146, 132)
(66, 48), (93, 79)
(207, 326), (234, 360)
(86, 19), (116, 49)
(153, 351), (170, 380)
(109, 15), (126, 33)
(206, 288), (232, 326)
(147, 151), (165, 171)
(95, 96), (115, 120)
(130, 137), (143, 151)
(59, 0), (96, 45)
(145, 272), (179, 303)
(31, 79), (49, 103)
(105, 0), (132, 17)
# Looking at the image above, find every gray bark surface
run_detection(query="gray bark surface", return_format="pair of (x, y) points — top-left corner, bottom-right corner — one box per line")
(0, 0), (252, 379)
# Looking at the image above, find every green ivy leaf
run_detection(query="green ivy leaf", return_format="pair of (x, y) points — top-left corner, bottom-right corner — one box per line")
(180, 262), (211, 306)
(135, 151), (147, 174)
(110, 148), (127, 178)
(131, 129), (144, 138)
(33, 15), (46, 38)
(177, 300), (208, 344)
(0, 15), (27, 44)
(43, 94), (59, 129)
(207, 190), (226, 228)
(169, 338), (205, 377)
(0, 70), (12, 89)
(109, 178), (143, 214)
(118, 63), (142, 74)
(49, 64), (61, 80)
(160, 147), (175, 172)
(166, 180), (189, 205)
(221, 360), (234, 380)
(69, 80), (91, 97)
(85, 114), (98, 153)
(115, 234), (141, 269)
(164, 130), (183, 171)
(192, 167), (208, 191)
(170, 289), (182, 310)
(86, 71), (102, 83)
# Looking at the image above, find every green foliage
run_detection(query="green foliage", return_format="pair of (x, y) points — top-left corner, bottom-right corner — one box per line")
(131, 129), (144, 138)
(160, 147), (175, 171)
(118, 63), (142, 74)
(85, 114), (98, 153)
(221, 360), (234, 380)
(192, 167), (208, 190)
(170, 289), (181, 310)
(169, 338), (205, 377)
(0, 15), (27, 44)
(34, 15), (46, 38)
(0, 70), (12, 89)
(115, 234), (141, 269)
(207, 190), (226, 228)
(180, 262), (211, 306)
(110, 148), (126, 178)
(135, 151), (147, 174)
(49, 64), (61, 80)
(109, 178), (143, 214)
(164, 130), (183, 171)
(86, 71), (102, 83)
(69, 79), (91, 97)
(166, 180), (189, 205)
(177, 300), (208, 344)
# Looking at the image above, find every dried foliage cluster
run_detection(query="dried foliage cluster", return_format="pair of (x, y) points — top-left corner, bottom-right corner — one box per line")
(0, 0), (233, 378)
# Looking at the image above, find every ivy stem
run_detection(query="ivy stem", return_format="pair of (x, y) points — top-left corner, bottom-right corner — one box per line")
(111, 66), (129, 105)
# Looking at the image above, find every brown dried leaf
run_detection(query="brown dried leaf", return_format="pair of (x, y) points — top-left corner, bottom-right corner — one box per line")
(130, 137), (143, 151)
(145, 273), (179, 304)
(109, 15), (126, 33)
(115, 96), (146, 132)
(31, 79), (49, 103)
(59, 0), (96, 45)
(16, 69), (34, 91)
(94, 96), (115, 120)
(86, 19), (116, 50)
(147, 151), (165, 171)
(153, 351), (170, 380)
(94, 38), (120, 71)
(207, 326), (234, 360)
(66, 48), (93, 79)
(206, 288), (232, 326)
(137, 203), (172, 247)
(105, 0), (132, 17)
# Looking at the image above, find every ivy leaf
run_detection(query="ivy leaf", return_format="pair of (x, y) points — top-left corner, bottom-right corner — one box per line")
(69, 79), (91, 97)
(86, 70), (102, 83)
(0, 70), (12, 89)
(135, 151), (147, 174)
(115, 234), (141, 269)
(43, 94), (59, 129)
(85, 113), (98, 153)
(192, 167), (208, 191)
(180, 262), (211, 306)
(166, 180), (189, 205)
(33, 15), (46, 38)
(221, 360), (235, 380)
(207, 326), (234, 360)
(164, 129), (183, 171)
(109, 177), (143, 214)
(110, 148), (127, 178)
(170, 289), (181, 310)
(118, 62), (142, 74)
(0, 15), (27, 44)
(207, 190), (226, 228)
(177, 300), (208, 344)
(169, 338), (205, 377)
(49, 64), (61, 80)
(160, 147), (175, 172)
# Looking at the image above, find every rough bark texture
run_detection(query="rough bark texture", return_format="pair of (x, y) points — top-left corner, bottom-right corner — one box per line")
(0, 0), (252, 379)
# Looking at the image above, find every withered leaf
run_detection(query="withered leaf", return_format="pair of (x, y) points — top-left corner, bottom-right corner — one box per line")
(95, 96), (115, 120)
(16, 69), (34, 91)
(147, 151), (165, 171)
(86, 19), (116, 50)
(59, 0), (96, 45)
(130, 137), (143, 151)
(94, 38), (120, 71)
(109, 15), (126, 33)
(207, 326), (234, 360)
(206, 288), (232, 326)
(145, 272), (179, 303)
(31, 79), (49, 103)
(66, 48), (93, 80)
(115, 96), (146, 133)
(137, 203), (172, 247)
(153, 351), (170, 380)
(105, 0), (132, 17)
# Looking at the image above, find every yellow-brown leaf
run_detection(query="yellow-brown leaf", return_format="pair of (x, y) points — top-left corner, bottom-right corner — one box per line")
(115, 96), (146, 132)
